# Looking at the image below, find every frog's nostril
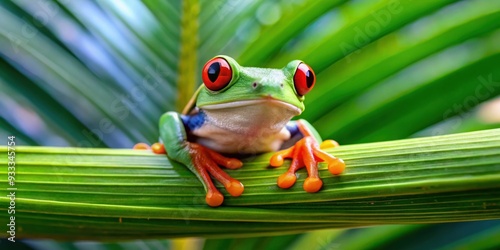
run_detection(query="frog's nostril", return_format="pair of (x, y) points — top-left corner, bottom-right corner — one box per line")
(252, 82), (258, 89)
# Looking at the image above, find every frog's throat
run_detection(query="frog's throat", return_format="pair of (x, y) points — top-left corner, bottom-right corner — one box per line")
(200, 99), (302, 115)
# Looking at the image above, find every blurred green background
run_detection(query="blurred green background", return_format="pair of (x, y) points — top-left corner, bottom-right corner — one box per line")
(1, 0), (499, 249)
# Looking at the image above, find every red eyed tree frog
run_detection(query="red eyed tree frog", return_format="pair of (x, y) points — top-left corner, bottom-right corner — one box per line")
(135, 55), (345, 207)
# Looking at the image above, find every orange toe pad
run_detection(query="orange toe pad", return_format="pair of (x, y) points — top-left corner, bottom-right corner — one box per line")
(206, 191), (224, 207)
(133, 143), (150, 150)
(303, 177), (323, 193)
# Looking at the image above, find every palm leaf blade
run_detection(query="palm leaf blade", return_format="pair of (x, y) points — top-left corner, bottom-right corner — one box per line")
(1, 129), (499, 239)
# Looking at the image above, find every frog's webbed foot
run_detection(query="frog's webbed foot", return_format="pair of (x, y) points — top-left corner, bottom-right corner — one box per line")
(133, 142), (166, 154)
(135, 142), (243, 206)
(270, 122), (345, 192)
(187, 143), (244, 207)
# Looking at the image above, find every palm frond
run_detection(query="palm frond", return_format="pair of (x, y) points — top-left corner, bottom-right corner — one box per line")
(1, 129), (499, 239)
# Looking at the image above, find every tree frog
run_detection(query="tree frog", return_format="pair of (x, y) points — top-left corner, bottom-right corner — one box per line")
(135, 55), (345, 207)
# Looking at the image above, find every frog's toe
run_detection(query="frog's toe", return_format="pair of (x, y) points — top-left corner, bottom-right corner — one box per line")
(277, 172), (297, 189)
(270, 147), (293, 167)
(206, 190), (224, 207)
(207, 149), (243, 170)
(133, 142), (150, 150)
(151, 142), (166, 154)
(320, 139), (339, 149)
(311, 147), (345, 175)
(225, 159), (243, 170)
(274, 147), (302, 188)
(225, 180), (244, 197)
(327, 158), (345, 175)
(303, 177), (323, 193)
(204, 159), (244, 197)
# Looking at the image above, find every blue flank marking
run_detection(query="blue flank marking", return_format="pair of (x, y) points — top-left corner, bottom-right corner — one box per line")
(181, 111), (206, 131)
(286, 122), (300, 137)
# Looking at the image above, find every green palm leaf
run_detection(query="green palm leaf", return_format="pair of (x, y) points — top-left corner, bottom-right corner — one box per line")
(1, 129), (499, 239)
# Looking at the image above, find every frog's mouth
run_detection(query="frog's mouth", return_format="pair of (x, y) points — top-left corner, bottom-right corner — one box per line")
(200, 99), (302, 115)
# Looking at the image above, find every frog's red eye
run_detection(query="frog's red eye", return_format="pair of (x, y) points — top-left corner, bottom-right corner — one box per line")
(293, 63), (315, 96)
(202, 57), (232, 91)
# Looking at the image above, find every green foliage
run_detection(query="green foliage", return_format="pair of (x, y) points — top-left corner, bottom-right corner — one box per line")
(1, 129), (499, 240)
(0, 0), (499, 249)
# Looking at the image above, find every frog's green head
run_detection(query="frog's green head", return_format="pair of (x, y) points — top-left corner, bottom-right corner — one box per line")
(196, 55), (316, 115)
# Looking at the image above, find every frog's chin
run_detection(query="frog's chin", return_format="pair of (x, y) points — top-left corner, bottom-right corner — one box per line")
(199, 99), (302, 135)
(200, 99), (302, 115)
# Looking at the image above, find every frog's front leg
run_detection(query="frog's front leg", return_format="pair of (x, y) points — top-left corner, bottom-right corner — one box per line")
(270, 119), (345, 192)
(159, 112), (244, 207)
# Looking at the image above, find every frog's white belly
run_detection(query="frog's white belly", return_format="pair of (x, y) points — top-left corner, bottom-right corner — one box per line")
(193, 123), (291, 154)
(192, 99), (300, 154)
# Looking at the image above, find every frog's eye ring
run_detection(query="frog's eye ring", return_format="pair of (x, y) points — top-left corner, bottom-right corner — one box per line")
(202, 57), (232, 91)
(293, 63), (315, 96)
